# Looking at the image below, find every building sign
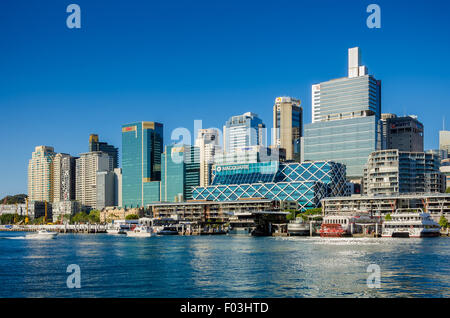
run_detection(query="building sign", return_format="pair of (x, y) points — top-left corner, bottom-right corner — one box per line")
(216, 164), (250, 172)
(122, 126), (137, 133)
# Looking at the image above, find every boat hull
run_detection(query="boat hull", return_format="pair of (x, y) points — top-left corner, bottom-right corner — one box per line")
(126, 232), (154, 237)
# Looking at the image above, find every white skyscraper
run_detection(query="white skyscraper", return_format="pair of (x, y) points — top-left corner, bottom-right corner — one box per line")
(440, 130), (450, 155)
(75, 151), (111, 209)
(223, 112), (266, 154)
(28, 146), (56, 202)
(195, 128), (221, 187)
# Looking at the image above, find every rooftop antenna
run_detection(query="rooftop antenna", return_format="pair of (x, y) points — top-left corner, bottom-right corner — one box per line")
(443, 116), (446, 131)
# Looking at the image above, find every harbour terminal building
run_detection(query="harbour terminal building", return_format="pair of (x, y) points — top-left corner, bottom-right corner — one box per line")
(192, 161), (347, 211)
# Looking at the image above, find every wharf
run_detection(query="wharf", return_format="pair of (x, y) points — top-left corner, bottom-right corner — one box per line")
(0, 224), (107, 233)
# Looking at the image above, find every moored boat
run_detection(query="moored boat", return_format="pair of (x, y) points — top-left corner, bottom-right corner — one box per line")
(287, 217), (310, 236)
(318, 223), (347, 237)
(126, 226), (156, 237)
(382, 208), (441, 238)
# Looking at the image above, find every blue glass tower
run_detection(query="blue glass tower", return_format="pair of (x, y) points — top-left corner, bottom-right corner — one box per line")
(161, 145), (200, 202)
(223, 112), (266, 153)
(122, 122), (163, 208)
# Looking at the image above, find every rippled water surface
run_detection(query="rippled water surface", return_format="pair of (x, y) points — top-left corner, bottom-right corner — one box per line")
(0, 232), (449, 297)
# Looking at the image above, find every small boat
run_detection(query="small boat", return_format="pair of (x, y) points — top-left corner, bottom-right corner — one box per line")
(287, 217), (310, 236)
(126, 226), (155, 237)
(157, 226), (179, 235)
(106, 228), (121, 234)
(28, 230), (58, 238)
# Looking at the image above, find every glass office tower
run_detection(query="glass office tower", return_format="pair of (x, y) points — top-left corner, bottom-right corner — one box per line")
(304, 47), (382, 179)
(161, 145), (200, 202)
(89, 134), (119, 170)
(273, 96), (303, 162)
(223, 112), (266, 153)
(122, 122), (163, 208)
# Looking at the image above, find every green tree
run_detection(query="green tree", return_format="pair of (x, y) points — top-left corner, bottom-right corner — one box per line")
(385, 213), (392, 221)
(88, 210), (100, 223)
(71, 212), (89, 223)
(0, 194), (28, 204)
(439, 215), (449, 228)
(446, 187), (450, 194)
(125, 214), (139, 220)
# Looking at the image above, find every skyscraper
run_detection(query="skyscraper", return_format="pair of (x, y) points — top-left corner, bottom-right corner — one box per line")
(89, 134), (119, 170)
(28, 146), (56, 202)
(121, 122), (163, 208)
(161, 145), (200, 202)
(195, 128), (221, 187)
(223, 112), (266, 154)
(96, 170), (115, 210)
(75, 151), (111, 209)
(52, 153), (76, 203)
(273, 96), (303, 161)
(440, 130), (450, 156)
(304, 47), (382, 179)
(381, 114), (424, 152)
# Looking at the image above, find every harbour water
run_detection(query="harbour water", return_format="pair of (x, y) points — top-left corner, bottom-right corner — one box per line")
(0, 232), (449, 298)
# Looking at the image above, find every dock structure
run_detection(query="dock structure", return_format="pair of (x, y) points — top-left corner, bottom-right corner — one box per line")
(0, 224), (107, 233)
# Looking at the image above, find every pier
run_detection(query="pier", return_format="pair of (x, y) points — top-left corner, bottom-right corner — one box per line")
(0, 224), (107, 233)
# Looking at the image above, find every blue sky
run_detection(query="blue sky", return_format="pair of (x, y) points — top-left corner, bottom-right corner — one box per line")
(1, 0), (450, 197)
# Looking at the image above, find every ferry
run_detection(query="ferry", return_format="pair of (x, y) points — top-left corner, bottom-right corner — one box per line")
(382, 208), (441, 238)
(106, 220), (139, 234)
(319, 213), (381, 237)
(126, 225), (156, 237)
(287, 217), (310, 236)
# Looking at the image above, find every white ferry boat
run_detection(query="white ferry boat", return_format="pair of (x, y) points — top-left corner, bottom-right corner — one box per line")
(382, 208), (441, 238)
(126, 225), (156, 237)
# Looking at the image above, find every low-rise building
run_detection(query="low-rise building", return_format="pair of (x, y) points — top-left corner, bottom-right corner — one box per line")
(99, 207), (144, 223)
(0, 201), (52, 221)
(52, 200), (81, 223)
(148, 198), (297, 221)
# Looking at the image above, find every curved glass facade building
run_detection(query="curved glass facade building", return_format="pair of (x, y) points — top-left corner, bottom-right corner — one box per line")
(192, 161), (346, 211)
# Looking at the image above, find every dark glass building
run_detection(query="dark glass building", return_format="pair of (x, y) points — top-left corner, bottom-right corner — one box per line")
(89, 134), (119, 170)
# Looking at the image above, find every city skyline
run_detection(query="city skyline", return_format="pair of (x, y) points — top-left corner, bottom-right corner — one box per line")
(2, 0), (450, 197)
